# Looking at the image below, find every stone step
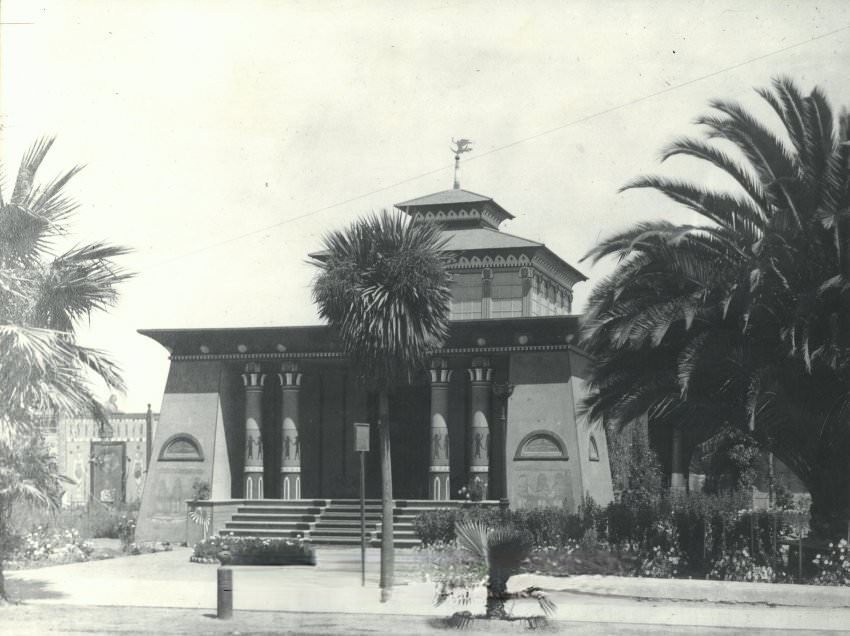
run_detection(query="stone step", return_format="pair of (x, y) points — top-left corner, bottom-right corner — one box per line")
(226, 521), (312, 530)
(223, 529), (306, 538)
(236, 506), (324, 515)
(240, 499), (328, 506)
(230, 514), (318, 522)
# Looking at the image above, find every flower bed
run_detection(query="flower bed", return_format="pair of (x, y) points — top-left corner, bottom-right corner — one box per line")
(191, 534), (316, 566)
(5, 527), (95, 569)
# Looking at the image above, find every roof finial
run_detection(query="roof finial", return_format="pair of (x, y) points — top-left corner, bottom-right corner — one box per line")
(450, 138), (473, 189)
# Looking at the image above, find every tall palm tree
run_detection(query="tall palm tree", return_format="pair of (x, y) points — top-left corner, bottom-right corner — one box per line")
(0, 137), (131, 439)
(0, 137), (130, 600)
(582, 78), (850, 537)
(311, 210), (451, 601)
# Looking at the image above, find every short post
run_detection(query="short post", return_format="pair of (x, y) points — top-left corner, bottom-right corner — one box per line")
(217, 566), (233, 619)
(354, 422), (371, 587)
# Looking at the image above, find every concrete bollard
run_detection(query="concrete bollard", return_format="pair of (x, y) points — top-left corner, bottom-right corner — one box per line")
(217, 566), (233, 619)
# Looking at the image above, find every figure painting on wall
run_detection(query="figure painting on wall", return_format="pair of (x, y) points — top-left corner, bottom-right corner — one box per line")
(474, 432), (484, 459)
(444, 434), (450, 458)
(294, 435), (300, 459)
(246, 434), (254, 459)
(433, 433), (441, 459)
(257, 434), (263, 459)
(284, 435), (292, 459)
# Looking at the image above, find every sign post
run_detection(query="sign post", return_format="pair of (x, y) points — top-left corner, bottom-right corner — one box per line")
(353, 422), (371, 587)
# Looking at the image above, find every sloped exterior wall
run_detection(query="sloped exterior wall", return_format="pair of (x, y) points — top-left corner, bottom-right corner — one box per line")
(136, 360), (230, 544)
(505, 350), (613, 512)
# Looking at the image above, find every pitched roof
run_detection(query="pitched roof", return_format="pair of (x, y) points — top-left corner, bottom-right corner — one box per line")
(395, 188), (515, 222)
(395, 188), (495, 207)
(440, 227), (543, 251)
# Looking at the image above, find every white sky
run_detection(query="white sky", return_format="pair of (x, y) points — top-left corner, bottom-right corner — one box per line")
(2, 0), (850, 412)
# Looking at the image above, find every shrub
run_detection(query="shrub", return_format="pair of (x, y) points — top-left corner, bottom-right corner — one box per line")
(7, 527), (94, 568)
(708, 548), (779, 582)
(811, 540), (850, 586)
(116, 512), (137, 551)
(414, 509), (458, 546)
(413, 506), (508, 546)
(192, 535), (315, 565)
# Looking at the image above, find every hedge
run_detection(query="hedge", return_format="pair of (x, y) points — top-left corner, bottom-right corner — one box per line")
(191, 535), (316, 566)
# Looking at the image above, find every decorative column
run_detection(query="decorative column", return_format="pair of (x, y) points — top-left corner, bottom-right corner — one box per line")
(492, 383), (515, 501)
(278, 362), (303, 500)
(670, 426), (686, 492)
(242, 362), (266, 499)
(467, 357), (493, 497)
(429, 358), (453, 500)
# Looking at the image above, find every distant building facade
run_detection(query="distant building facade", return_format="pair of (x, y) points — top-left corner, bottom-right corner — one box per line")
(41, 407), (158, 507)
(136, 187), (615, 543)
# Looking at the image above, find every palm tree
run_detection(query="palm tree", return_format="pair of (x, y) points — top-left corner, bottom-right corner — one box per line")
(311, 210), (451, 601)
(0, 138), (130, 599)
(582, 78), (850, 537)
(435, 520), (555, 625)
(0, 434), (69, 602)
(0, 137), (131, 439)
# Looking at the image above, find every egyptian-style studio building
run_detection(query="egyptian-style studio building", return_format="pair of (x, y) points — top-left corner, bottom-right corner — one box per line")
(136, 176), (614, 543)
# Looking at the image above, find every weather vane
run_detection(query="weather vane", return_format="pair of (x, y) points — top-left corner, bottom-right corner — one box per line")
(450, 137), (473, 189)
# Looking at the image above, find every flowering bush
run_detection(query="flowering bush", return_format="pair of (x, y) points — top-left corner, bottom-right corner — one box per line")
(708, 548), (779, 582)
(811, 540), (850, 586)
(191, 534), (315, 565)
(636, 520), (685, 578)
(8, 527), (94, 568)
(458, 477), (486, 502)
(116, 513), (137, 551)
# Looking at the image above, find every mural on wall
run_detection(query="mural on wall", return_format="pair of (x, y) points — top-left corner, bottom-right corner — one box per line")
(511, 431), (574, 509)
(149, 467), (205, 517)
(514, 468), (574, 510)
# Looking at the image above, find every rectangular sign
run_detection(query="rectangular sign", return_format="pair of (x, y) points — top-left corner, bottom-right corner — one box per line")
(353, 422), (370, 452)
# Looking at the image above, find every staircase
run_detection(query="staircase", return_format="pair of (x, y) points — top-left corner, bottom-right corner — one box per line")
(222, 500), (327, 538)
(221, 499), (500, 548)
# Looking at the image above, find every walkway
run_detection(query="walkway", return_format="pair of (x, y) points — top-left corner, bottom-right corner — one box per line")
(6, 547), (850, 632)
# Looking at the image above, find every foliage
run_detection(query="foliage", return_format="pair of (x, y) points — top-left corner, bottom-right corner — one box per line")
(115, 512), (137, 551)
(432, 520), (555, 620)
(457, 478), (486, 502)
(310, 210), (452, 391)
(413, 506), (508, 546)
(0, 138), (130, 600)
(708, 548), (780, 583)
(416, 541), (488, 604)
(191, 534), (315, 566)
(811, 540), (850, 586)
(0, 138), (131, 440)
(190, 479), (210, 502)
(5, 527), (94, 569)
(607, 419), (663, 509)
(698, 429), (761, 494)
(580, 78), (850, 537)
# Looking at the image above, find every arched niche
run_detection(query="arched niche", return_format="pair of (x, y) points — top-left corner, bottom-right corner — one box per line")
(514, 431), (568, 461)
(158, 434), (204, 462)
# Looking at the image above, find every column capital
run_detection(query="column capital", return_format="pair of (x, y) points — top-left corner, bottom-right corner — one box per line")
(242, 362), (266, 388)
(429, 358), (453, 385)
(467, 357), (492, 383)
(278, 362), (302, 388)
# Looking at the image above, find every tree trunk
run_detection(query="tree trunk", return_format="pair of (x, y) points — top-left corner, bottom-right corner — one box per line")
(378, 390), (394, 602)
(485, 576), (508, 619)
